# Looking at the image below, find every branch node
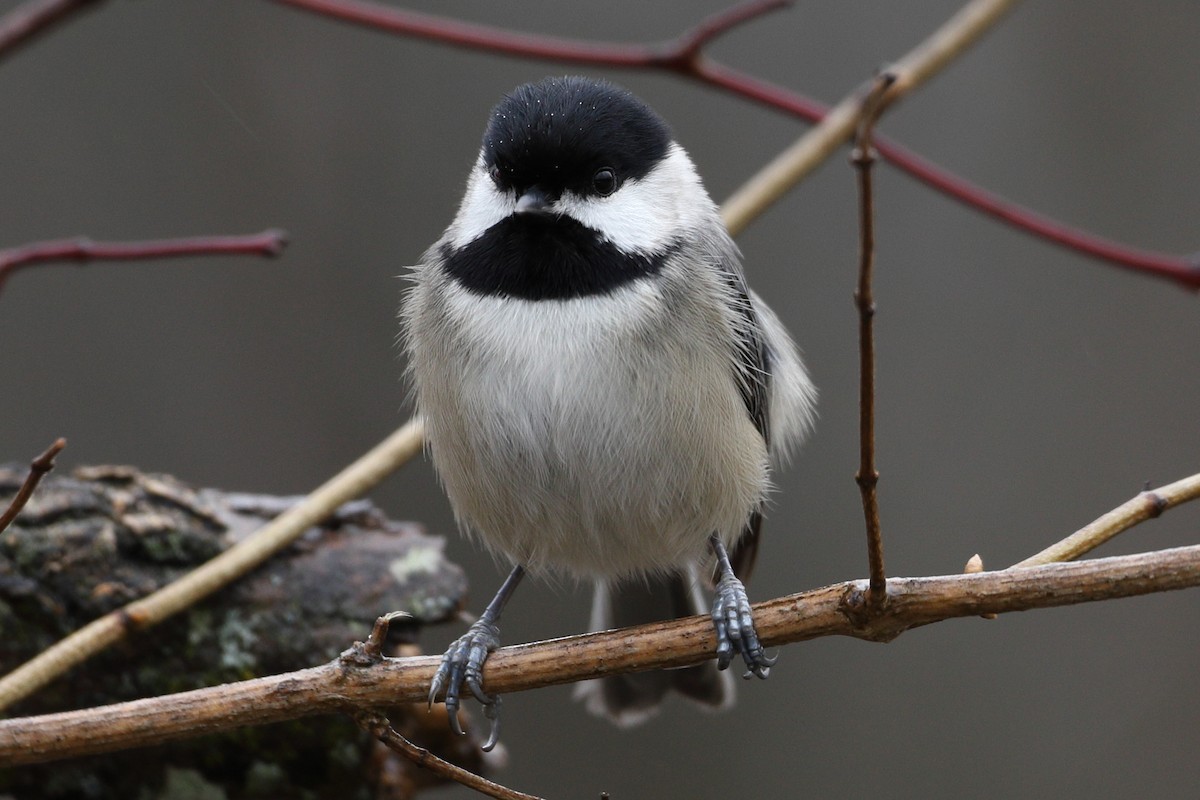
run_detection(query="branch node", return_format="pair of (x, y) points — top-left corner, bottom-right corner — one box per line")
(838, 582), (894, 636)
(852, 289), (877, 316)
(261, 227), (290, 257)
(0, 437), (67, 535)
(853, 71), (897, 158)
(115, 608), (142, 634)
(356, 709), (543, 800)
(964, 555), (998, 619)
(667, 0), (791, 68)
(855, 471), (880, 490)
(849, 146), (877, 169)
(1140, 489), (1168, 519)
(342, 611), (412, 666)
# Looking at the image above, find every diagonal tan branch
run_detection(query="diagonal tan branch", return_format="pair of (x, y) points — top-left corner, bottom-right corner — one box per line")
(721, 0), (1021, 235)
(1, 541), (1198, 767)
(1013, 473), (1200, 568)
(0, 421), (424, 712)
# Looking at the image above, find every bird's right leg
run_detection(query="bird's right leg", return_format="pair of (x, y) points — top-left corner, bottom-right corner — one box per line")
(428, 564), (525, 751)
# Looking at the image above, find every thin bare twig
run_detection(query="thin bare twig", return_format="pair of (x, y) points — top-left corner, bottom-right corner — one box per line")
(0, 420), (424, 712)
(347, 615), (535, 798)
(357, 710), (543, 800)
(0, 0), (101, 61)
(272, 0), (1200, 289)
(0, 438), (66, 535)
(2, 536), (1199, 766)
(851, 75), (895, 607)
(1012, 473), (1200, 568)
(0, 230), (288, 295)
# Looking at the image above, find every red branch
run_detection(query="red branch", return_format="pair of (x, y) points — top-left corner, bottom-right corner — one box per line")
(272, 0), (1200, 291)
(0, 0), (101, 61)
(0, 230), (288, 294)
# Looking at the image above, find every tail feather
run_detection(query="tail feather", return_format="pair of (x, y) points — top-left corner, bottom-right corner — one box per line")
(573, 564), (733, 726)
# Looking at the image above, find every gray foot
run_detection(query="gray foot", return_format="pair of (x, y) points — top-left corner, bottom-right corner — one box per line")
(711, 572), (776, 678)
(428, 619), (503, 751)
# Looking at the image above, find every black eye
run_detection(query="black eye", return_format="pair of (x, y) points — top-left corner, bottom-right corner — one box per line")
(592, 168), (617, 196)
(489, 164), (504, 186)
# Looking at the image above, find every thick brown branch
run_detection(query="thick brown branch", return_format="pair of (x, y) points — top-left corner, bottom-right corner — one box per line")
(0, 438), (65, 534)
(0, 230), (288, 295)
(3, 544), (1198, 767)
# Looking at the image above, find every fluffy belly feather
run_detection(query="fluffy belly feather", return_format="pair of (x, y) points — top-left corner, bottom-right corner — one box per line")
(415, 280), (767, 579)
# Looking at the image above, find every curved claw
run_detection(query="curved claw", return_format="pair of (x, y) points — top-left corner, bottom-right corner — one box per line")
(427, 669), (444, 710)
(481, 694), (503, 752)
(711, 573), (775, 678)
(447, 697), (466, 737)
(428, 619), (503, 743)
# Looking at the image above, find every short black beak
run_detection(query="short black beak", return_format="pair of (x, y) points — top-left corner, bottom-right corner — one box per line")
(514, 186), (554, 216)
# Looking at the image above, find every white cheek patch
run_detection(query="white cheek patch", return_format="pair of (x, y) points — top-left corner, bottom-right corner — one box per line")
(443, 144), (713, 257)
(446, 161), (514, 249)
(556, 144), (711, 257)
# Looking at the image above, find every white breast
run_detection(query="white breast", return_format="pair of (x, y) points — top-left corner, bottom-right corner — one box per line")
(408, 277), (768, 580)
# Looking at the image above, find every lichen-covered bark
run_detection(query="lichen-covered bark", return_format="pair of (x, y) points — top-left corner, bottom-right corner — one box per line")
(0, 464), (488, 799)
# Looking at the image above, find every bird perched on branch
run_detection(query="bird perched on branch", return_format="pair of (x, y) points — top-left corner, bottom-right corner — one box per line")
(402, 75), (815, 749)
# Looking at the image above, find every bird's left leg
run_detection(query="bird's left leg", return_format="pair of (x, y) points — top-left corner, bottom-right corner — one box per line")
(429, 564), (525, 751)
(709, 533), (775, 678)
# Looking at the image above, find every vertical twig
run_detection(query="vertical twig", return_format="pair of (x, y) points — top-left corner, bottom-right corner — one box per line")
(0, 438), (66, 535)
(851, 75), (896, 608)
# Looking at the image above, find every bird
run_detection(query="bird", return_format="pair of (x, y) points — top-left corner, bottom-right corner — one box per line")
(401, 75), (816, 750)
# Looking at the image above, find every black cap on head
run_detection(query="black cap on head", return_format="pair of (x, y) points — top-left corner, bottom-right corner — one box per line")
(482, 76), (673, 197)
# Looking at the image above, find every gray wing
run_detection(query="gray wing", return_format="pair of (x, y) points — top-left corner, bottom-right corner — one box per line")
(716, 255), (772, 580)
(717, 258), (772, 447)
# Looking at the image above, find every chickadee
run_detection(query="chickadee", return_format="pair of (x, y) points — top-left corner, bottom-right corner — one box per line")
(402, 76), (815, 749)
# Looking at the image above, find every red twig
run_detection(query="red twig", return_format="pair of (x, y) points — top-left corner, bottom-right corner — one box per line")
(272, 0), (1200, 291)
(654, 0), (791, 70)
(871, 138), (1200, 290)
(0, 438), (66, 535)
(0, 229), (288, 294)
(273, 0), (653, 64)
(0, 0), (102, 61)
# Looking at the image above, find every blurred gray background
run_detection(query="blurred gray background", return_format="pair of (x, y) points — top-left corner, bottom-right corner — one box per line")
(2, 0), (1198, 797)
